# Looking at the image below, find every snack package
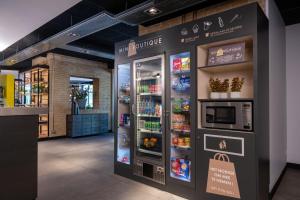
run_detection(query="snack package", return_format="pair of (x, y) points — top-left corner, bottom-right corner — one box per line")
(178, 138), (185, 146)
(181, 57), (190, 72)
(181, 99), (190, 111)
(172, 137), (178, 145)
(172, 98), (182, 112)
(179, 76), (191, 90)
(173, 58), (182, 72)
(171, 158), (181, 175)
(180, 159), (190, 179)
(172, 114), (185, 123)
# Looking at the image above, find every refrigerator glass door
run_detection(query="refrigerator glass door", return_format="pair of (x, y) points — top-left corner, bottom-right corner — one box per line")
(169, 52), (192, 182)
(134, 55), (164, 161)
(117, 64), (131, 165)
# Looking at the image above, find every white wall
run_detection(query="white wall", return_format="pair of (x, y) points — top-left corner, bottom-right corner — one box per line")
(286, 23), (300, 164)
(268, 0), (287, 191)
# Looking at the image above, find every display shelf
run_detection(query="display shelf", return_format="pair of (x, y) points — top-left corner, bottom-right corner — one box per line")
(172, 70), (191, 75)
(137, 114), (161, 118)
(170, 174), (191, 182)
(198, 61), (253, 73)
(171, 129), (191, 133)
(198, 98), (253, 102)
(138, 148), (163, 156)
(171, 145), (191, 150)
(137, 76), (160, 81)
(137, 93), (162, 96)
(138, 129), (162, 134)
(197, 36), (254, 100)
(117, 63), (131, 165)
(169, 51), (193, 184)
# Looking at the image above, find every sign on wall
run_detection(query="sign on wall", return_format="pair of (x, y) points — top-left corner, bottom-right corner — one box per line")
(206, 153), (241, 199)
(207, 42), (245, 66)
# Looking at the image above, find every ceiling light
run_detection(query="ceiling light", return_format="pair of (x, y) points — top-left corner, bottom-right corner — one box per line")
(67, 32), (80, 37)
(145, 7), (161, 16)
(9, 59), (17, 64)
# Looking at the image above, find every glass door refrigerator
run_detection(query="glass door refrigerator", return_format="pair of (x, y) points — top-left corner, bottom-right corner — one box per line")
(116, 63), (131, 165)
(168, 52), (194, 186)
(133, 55), (165, 184)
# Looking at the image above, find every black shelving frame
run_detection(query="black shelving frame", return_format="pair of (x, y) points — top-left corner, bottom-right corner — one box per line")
(114, 3), (269, 200)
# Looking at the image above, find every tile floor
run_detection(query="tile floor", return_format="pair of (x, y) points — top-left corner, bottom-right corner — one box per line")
(38, 134), (299, 200)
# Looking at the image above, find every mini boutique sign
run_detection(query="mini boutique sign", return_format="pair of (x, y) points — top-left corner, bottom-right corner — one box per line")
(118, 36), (163, 57)
(208, 42), (245, 66)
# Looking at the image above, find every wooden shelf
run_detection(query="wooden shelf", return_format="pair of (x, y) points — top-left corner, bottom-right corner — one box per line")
(198, 98), (253, 102)
(198, 61), (253, 73)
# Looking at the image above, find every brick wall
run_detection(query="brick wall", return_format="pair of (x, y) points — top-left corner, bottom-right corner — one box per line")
(33, 53), (112, 137)
(139, 0), (266, 36)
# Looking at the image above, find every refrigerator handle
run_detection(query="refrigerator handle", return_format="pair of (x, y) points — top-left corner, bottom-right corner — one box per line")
(131, 104), (136, 116)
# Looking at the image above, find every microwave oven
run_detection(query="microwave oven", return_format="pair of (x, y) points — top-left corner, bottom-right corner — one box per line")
(201, 100), (253, 131)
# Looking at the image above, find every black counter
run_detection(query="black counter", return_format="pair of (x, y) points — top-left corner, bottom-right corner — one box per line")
(0, 115), (38, 200)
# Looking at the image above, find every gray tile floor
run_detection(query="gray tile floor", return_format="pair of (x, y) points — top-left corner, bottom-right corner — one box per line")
(273, 168), (300, 200)
(38, 134), (300, 200)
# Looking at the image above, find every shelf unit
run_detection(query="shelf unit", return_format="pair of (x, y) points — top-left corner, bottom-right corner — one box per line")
(169, 52), (192, 183)
(197, 36), (254, 129)
(117, 64), (131, 165)
(20, 66), (49, 138)
(14, 79), (25, 107)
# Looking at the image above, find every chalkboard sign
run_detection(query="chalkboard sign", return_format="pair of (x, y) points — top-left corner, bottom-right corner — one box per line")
(207, 42), (245, 66)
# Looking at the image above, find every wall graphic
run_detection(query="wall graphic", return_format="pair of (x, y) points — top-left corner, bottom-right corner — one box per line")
(206, 153), (241, 199)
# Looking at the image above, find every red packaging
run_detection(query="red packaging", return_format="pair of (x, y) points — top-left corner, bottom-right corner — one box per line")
(171, 159), (181, 175)
(173, 58), (182, 72)
(172, 137), (178, 145)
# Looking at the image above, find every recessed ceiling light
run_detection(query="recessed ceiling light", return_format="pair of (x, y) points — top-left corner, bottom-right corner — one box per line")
(68, 32), (80, 37)
(145, 7), (161, 16)
(9, 59), (17, 63)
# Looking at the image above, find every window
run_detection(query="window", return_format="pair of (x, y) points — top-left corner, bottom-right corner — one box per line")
(70, 76), (94, 109)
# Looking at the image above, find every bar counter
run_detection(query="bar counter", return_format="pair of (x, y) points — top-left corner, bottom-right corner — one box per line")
(0, 113), (38, 199)
(0, 107), (48, 116)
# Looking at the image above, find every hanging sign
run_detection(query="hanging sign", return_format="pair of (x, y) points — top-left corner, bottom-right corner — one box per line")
(206, 153), (241, 199)
(127, 40), (137, 57)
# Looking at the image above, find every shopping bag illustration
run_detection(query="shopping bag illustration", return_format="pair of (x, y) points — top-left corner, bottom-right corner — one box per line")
(206, 153), (241, 199)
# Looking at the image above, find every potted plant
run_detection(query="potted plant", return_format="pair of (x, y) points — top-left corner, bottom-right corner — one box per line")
(209, 78), (221, 99)
(230, 77), (245, 98)
(220, 79), (229, 99)
(71, 87), (89, 109)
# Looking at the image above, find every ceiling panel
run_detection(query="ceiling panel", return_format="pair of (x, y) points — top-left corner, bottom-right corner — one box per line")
(275, 0), (300, 25)
(0, 0), (82, 51)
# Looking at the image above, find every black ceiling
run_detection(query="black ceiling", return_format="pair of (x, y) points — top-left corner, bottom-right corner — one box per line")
(275, 0), (300, 25)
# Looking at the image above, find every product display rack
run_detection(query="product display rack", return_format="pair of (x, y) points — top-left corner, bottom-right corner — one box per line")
(14, 79), (25, 107)
(133, 55), (166, 185)
(114, 3), (269, 200)
(169, 52), (193, 183)
(116, 64), (131, 165)
(20, 65), (50, 139)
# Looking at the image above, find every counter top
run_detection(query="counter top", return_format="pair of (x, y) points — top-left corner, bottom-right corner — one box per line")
(0, 107), (48, 116)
